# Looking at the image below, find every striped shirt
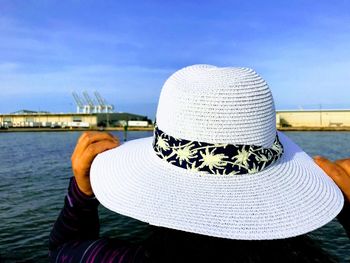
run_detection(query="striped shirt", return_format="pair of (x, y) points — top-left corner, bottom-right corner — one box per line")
(49, 177), (147, 262)
(49, 177), (350, 262)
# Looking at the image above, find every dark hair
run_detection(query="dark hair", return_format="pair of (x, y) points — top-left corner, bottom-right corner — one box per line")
(145, 226), (336, 263)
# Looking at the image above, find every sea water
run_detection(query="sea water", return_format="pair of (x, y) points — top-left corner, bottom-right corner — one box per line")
(0, 131), (350, 262)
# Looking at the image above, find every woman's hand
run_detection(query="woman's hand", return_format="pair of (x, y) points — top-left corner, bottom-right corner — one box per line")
(314, 156), (350, 202)
(71, 132), (120, 196)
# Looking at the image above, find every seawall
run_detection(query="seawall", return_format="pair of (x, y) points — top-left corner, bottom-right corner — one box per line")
(0, 127), (154, 132)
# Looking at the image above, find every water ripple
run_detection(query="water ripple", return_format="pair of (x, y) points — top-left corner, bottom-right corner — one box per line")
(0, 131), (349, 262)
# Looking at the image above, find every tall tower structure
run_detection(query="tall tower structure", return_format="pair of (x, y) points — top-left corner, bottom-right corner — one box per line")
(72, 91), (115, 114)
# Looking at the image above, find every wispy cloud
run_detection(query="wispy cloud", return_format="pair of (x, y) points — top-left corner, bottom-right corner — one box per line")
(0, 62), (19, 72)
(0, 0), (350, 117)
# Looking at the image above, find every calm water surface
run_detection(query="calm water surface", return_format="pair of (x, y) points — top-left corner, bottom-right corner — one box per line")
(0, 131), (349, 262)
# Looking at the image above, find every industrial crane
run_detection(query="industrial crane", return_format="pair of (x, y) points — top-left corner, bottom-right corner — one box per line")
(83, 91), (96, 113)
(94, 91), (114, 113)
(72, 91), (115, 114)
(72, 92), (85, 113)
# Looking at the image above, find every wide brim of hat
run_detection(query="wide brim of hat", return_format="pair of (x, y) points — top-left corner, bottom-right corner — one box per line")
(90, 132), (344, 240)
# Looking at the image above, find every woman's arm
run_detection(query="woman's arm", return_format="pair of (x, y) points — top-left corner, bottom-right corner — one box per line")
(49, 177), (145, 262)
(48, 132), (147, 262)
(50, 131), (118, 250)
(49, 177), (100, 252)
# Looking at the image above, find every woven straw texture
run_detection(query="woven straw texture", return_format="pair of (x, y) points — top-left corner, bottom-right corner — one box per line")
(91, 65), (344, 240)
(156, 64), (276, 147)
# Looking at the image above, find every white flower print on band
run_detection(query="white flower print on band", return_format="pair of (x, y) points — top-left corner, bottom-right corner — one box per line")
(152, 123), (284, 175)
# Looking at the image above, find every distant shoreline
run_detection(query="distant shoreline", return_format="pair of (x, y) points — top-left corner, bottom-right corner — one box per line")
(278, 127), (350, 131)
(0, 127), (154, 132)
(1, 126), (350, 132)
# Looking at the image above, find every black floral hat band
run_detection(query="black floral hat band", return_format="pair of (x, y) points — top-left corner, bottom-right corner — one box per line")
(152, 122), (284, 175)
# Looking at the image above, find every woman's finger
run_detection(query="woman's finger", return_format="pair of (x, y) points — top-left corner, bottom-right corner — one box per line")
(72, 132), (118, 161)
(335, 159), (350, 178)
(80, 139), (119, 168)
(314, 156), (350, 201)
(72, 139), (119, 196)
(314, 156), (346, 177)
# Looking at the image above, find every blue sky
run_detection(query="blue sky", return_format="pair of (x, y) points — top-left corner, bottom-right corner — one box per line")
(1, 0), (350, 119)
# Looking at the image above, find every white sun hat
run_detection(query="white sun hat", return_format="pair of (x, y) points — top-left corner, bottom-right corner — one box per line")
(90, 64), (344, 240)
